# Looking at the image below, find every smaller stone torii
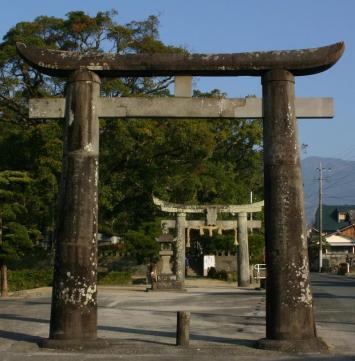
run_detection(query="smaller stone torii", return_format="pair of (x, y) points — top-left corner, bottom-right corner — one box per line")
(153, 196), (264, 288)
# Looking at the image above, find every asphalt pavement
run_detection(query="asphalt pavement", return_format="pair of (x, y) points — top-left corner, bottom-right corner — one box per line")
(311, 273), (355, 354)
(0, 275), (354, 360)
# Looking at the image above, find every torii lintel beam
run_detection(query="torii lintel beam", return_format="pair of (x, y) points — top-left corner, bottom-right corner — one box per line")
(16, 42), (344, 78)
(162, 219), (262, 230)
(29, 96), (333, 120)
(152, 195), (264, 214)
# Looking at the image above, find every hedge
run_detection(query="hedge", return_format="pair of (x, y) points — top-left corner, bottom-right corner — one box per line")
(98, 271), (132, 285)
(8, 269), (133, 291)
(8, 269), (53, 291)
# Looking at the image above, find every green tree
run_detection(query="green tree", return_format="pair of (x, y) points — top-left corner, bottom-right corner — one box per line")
(194, 233), (236, 255)
(0, 10), (264, 276)
(0, 10), (185, 237)
(0, 10), (182, 126)
(0, 171), (32, 296)
(99, 116), (263, 234)
(308, 234), (330, 270)
(248, 232), (265, 264)
(0, 122), (62, 244)
(124, 220), (161, 264)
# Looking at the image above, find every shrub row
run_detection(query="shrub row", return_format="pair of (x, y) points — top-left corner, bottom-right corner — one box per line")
(8, 269), (133, 291)
(207, 267), (236, 281)
(8, 269), (53, 291)
(98, 271), (132, 285)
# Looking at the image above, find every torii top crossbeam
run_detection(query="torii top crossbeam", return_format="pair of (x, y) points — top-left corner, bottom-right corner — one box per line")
(16, 42), (344, 77)
(152, 195), (264, 215)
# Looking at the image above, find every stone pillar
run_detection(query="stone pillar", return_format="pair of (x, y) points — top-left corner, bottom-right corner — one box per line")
(49, 69), (100, 341)
(175, 212), (186, 286)
(237, 212), (250, 287)
(261, 70), (321, 348)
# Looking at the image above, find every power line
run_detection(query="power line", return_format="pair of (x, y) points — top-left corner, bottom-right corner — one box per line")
(316, 161), (355, 192)
(331, 145), (355, 161)
(325, 196), (355, 201)
(324, 178), (355, 192)
(317, 144), (355, 161)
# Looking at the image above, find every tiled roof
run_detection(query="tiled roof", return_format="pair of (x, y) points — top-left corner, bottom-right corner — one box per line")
(314, 204), (355, 233)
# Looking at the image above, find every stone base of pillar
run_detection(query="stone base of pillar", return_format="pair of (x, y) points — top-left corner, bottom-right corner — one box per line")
(257, 337), (329, 353)
(237, 280), (251, 287)
(39, 338), (111, 351)
(150, 274), (185, 291)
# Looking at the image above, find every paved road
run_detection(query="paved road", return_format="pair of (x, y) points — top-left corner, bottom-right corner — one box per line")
(0, 275), (354, 360)
(311, 273), (355, 354)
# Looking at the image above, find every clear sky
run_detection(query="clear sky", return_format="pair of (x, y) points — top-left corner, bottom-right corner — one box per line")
(2, 0), (355, 160)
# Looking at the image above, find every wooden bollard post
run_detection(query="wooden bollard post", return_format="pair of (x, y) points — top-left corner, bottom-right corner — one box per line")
(176, 311), (190, 346)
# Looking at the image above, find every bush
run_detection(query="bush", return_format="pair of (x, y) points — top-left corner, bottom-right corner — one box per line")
(98, 271), (132, 285)
(8, 269), (53, 291)
(199, 234), (236, 255)
(207, 266), (217, 278)
(338, 263), (348, 275)
(217, 269), (228, 281)
(229, 271), (237, 282)
(207, 267), (229, 281)
(8, 269), (133, 291)
(9, 246), (54, 270)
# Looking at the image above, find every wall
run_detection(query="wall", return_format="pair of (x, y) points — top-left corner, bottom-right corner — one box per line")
(215, 255), (237, 273)
(339, 225), (355, 238)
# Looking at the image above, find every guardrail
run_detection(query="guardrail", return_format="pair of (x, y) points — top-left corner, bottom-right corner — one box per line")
(253, 263), (267, 280)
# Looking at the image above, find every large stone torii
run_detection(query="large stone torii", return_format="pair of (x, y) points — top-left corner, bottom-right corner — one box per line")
(152, 195), (264, 288)
(17, 41), (344, 351)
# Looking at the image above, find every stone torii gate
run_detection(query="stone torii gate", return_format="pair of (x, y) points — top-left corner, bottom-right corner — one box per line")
(17, 41), (344, 351)
(153, 196), (264, 287)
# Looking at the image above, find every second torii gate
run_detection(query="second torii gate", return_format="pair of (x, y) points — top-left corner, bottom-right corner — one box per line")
(153, 196), (264, 287)
(17, 41), (343, 351)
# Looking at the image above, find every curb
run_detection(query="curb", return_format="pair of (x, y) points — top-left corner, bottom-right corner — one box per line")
(8, 287), (52, 298)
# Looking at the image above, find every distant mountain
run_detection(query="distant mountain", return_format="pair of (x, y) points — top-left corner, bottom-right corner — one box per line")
(301, 156), (355, 225)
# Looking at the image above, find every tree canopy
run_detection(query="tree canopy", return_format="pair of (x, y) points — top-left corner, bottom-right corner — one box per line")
(0, 10), (264, 265)
(0, 171), (33, 265)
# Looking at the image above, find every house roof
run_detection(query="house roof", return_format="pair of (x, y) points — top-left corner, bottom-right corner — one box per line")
(325, 234), (355, 246)
(314, 204), (355, 233)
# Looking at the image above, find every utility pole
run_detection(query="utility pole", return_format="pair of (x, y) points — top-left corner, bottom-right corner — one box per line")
(250, 191), (253, 233)
(318, 163), (324, 272)
(317, 163), (330, 272)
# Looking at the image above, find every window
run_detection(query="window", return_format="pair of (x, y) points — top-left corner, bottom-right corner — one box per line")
(338, 212), (347, 222)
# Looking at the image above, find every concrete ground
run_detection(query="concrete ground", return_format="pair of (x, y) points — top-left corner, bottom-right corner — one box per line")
(0, 276), (355, 360)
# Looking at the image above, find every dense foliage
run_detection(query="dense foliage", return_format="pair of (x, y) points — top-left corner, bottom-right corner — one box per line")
(0, 170), (33, 280)
(0, 10), (264, 274)
(7, 268), (53, 291)
(98, 271), (132, 286)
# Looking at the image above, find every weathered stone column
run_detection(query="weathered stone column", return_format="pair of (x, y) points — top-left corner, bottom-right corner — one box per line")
(175, 212), (186, 287)
(49, 69), (100, 341)
(260, 70), (325, 351)
(237, 212), (250, 287)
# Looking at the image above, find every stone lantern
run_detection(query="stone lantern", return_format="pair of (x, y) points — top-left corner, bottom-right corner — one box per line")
(153, 223), (181, 290)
